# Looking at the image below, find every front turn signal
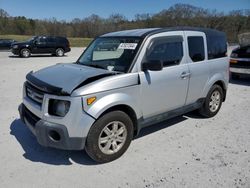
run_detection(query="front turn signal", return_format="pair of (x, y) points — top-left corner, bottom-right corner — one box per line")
(87, 97), (96, 105)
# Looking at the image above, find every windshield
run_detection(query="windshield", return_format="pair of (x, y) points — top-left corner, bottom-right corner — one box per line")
(77, 37), (141, 73)
(26, 37), (36, 42)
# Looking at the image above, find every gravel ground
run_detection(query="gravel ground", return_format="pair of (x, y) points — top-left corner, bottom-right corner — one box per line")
(0, 47), (249, 188)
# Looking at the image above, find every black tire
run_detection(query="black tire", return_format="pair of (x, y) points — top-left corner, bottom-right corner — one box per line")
(55, 48), (64, 57)
(231, 73), (240, 80)
(85, 111), (134, 163)
(20, 48), (30, 58)
(198, 84), (223, 118)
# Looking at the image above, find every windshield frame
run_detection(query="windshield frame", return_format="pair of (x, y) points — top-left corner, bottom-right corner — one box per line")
(27, 36), (37, 43)
(76, 36), (143, 73)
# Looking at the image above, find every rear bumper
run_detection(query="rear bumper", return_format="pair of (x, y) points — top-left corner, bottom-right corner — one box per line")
(18, 103), (85, 150)
(65, 47), (71, 53)
(230, 67), (250, 75)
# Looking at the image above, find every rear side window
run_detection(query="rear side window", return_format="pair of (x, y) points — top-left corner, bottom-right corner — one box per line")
(47, 37), (56, 43)
(146, 36), (183, 67)
(207, 35), (227, 59)
(188, 36), (205, 62)
(57, 37), (68, 44)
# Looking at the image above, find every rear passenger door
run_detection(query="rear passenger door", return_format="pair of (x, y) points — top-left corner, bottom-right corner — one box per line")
(139, 31), (190, 119)
(184, 31), (210, 105)
(46, 37), (56, 53)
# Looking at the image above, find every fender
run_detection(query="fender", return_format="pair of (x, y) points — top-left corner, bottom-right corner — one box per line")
(82, 90), (142, 120)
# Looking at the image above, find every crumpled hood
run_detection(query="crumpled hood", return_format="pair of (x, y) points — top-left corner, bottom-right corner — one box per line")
(26, 63), (115, 95)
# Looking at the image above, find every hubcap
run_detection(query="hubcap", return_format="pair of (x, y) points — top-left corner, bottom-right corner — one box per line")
(22, 50), (29, 57)
(57, 49), (64, 56)
(98, 121), (127, 155)
(209, 90), (221, 112)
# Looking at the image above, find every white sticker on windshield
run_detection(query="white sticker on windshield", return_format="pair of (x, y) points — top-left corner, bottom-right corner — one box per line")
(118, 43), (138, 50)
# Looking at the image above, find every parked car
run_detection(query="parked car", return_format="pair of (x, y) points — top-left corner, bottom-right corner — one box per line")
(18, 27), (229, 162)
(0, 39), (16, 50)
(230, 32), (250, 79)
(11, 36), (71, 57)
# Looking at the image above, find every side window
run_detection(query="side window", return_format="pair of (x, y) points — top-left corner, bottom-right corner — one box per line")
(47, 37), (56, 43)
(207, 35), (227, 59)
(146, 36), (183, 67)
(37, 37), (46, 43)
(188, 36), (205, 62)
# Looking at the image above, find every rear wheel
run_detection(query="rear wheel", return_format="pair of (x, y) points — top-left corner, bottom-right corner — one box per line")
(199, 84), (223, 118)
(85, 111), (133, 163)
(55, 48), (64, 57)
(20, 48), (30, 58)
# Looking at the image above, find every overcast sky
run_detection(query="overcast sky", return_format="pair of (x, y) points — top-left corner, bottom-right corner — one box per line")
(0, 0), (249, 21)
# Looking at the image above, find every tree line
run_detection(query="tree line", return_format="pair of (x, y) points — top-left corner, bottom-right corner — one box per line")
(0, 4), (249, 42)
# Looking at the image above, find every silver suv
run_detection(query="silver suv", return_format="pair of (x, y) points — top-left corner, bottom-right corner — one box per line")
(19, 27), (229, 162)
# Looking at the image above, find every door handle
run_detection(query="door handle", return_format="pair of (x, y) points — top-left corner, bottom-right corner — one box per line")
(180, 72), (191, 79)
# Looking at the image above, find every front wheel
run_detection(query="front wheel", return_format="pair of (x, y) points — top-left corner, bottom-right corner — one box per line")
(20, 48), (31, 58)
(85, 111), (134, 163)
(199, 84), (223, 118)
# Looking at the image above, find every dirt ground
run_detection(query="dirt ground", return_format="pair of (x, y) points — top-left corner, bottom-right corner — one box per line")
(0, 47), (249, 188)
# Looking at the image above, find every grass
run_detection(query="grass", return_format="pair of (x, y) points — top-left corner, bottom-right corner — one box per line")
(68, 37), (93, 47)
(0, 35), (93, 47)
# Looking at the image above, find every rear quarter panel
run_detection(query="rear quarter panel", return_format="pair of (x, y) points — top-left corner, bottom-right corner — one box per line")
(203, 57), (229, 98)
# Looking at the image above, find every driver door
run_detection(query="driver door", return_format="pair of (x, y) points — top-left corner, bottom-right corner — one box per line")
(32, 36), (47, 53)
(138, 31), (190, 119)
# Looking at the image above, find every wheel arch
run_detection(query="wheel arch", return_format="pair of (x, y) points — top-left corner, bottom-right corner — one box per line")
(55, 46), (65, 51)
(96, 104), (139, 137)
(203, 73), (228, 102)
(19, 46), (31, 53)
(213, 80), (227, 101)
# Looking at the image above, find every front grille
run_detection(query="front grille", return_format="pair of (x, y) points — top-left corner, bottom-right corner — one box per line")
(23, 106), (41, 127)
(230, 60), (250, 68)
(26, 82), (44, 105)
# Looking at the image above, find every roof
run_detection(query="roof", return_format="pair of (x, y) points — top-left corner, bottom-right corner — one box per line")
(100, 27), (225, 38)
(101, 28), (160, 37)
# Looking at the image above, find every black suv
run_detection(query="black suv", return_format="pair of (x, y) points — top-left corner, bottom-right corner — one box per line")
(0, 39), (16, 50)
(11, 36), (71, 57)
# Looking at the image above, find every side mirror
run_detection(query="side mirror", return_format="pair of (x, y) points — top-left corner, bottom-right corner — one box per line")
(142, 60), (163, 71)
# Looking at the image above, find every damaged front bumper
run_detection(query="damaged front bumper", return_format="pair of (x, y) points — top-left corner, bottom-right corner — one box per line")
(18, 103), (86, 150)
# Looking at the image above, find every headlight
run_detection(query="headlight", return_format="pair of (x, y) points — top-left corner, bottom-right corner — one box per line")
(49, 99), (70, 117)
(12, 45), (18, 49)
(230, 53), (238, 58)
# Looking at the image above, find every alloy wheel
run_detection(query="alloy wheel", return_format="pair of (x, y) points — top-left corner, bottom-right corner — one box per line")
(98, 121), (127, 155)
